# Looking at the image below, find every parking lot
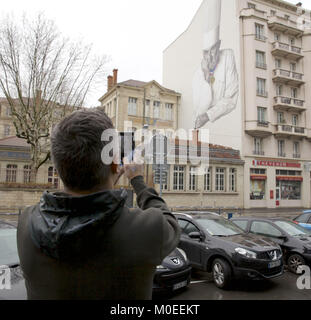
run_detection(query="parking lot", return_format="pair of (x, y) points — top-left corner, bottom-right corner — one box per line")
(154, 269), (310, 300)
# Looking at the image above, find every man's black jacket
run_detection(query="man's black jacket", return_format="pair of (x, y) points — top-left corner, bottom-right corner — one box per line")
(17, 176), (181, 300)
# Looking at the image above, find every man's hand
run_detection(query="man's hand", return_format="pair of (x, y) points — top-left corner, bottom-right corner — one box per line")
(122, 147), (144, 181)
(195, 112), (209, 129)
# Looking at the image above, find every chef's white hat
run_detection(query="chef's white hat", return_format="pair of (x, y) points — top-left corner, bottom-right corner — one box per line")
(202, 0), (222, 51)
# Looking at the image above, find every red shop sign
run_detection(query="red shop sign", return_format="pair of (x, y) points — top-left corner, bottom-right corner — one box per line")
(250, 175), (267, 180)
(252, 160), (301, 168)
(276, 176), (303, 181)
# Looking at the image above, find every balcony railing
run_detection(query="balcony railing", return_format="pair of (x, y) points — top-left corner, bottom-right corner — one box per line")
(278, 152), (286, 157)
(256, 61), (267, 69)
(257, 121), (269, 127)
(275, 124), (306, 136)
(272, 42), (303, 59)
(274, 96), (305, 110)
(293, 153), (301, 159)
(255, 34), (267, 41)
(253, 150), (265, 156)
(257, 90), (268, 97)
(273, 69), (304, 84)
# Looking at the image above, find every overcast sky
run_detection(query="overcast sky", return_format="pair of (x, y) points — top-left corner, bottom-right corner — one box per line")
(2, 0), (311, 106)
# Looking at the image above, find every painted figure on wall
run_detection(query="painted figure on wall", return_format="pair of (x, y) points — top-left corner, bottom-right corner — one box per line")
(193, 0), (239, 129)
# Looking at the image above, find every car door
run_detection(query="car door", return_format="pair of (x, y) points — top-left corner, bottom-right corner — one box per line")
(177, 218), (203, 269)
(249, 220), (287, 251)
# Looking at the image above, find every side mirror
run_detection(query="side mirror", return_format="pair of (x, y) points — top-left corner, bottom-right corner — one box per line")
(278, 235), (287, 241)
(188, 231), (203, 240)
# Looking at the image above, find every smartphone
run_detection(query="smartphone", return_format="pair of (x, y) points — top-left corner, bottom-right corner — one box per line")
(119, 131), (135, 165)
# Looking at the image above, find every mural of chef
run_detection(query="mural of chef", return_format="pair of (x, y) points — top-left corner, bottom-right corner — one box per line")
(193, 0), (239, 129)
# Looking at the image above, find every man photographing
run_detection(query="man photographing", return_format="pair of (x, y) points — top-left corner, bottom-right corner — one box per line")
(17, 108), (181, 300)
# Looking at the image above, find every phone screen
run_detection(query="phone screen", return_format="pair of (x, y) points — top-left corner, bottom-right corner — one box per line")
(119, 132), (135, 165)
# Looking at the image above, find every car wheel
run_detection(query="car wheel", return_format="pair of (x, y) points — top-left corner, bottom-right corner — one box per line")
(212, 258), (232, 289)
(287, 254), (305, 274)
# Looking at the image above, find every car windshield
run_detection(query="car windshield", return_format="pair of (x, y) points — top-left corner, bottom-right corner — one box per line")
(274, 220), (311, 237)
(0, 229), (19, 266)
(196, 217), (244, 236)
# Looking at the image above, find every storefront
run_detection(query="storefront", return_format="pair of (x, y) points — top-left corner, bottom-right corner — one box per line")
(245, 159), (310, 209)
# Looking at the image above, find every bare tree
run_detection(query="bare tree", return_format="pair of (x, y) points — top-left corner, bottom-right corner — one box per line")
(0, 13), (108, 182)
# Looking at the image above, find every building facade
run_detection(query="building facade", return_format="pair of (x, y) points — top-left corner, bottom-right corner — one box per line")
(163, 0), (311, 209)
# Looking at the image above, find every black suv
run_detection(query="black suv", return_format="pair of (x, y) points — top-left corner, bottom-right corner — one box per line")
(175, 212), (284, 289)
(231, 217), (311, 274)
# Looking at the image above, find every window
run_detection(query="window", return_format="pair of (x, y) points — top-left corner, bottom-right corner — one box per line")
(229, 168), (237, 192)
(6, 164), (17, 183)
(291, 87), (298, 98)
(165, 103), (173, 121)
(276, 85), (283, 96)
(255, 24), (265, 41)
(254, 138), (263, 155)
(233, 220), (248, 231)
(284, 14), (290, 20)
(153, 101), (161, 119)
(256, 78), (266, 96)
(270, 10), (276, 16)
(183, 222), (200, 236)
(177, 219), (189, 231)
(128, 97), (137, 116)
(295, 214), (310, 223)
(248, 2), (256, 9)
(250, 221), (282, 238)
(173, 165), (185, 191)
(4, 125), (10, 136)
(250, 171), (266, 200)
(275, 58), (282, 69)
(257, 107), (267, 123)
(145, 99), (150, 117)
(216, 168), (225, 191)
(204, 167), (211, 191)
(48, 166), (59, 189)
(274, 33), (281, 41)
(290, 62), (297, 72)
(162, 167), (169, 191)
(23, 165), (32, 183)
(278, 140), (285, 157)
(289, 37), (295, 46)
(6, 107), (12, 117)
(292, 114), (298, 126)
(293, 141), (300, 158)
(189, 166), (197, 191)
(277, 112), (285, 124)
(256, 51), (266, 69)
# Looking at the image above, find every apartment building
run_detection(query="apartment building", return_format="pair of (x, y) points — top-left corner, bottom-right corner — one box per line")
(163, 0), (311, 209)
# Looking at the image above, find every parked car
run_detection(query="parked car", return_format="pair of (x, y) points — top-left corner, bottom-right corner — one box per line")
(293, 211), (311, 231)
(231, 217), (311, 274)
(174, 212), (284, 289)
(153, 248), (192, 293)
(0, 221), (190, 299)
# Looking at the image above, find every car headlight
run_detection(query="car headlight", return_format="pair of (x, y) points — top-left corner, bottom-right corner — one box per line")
(177, 248), (188, 262)
(235, 247), (257, 259)
(156, 265), (166, 269)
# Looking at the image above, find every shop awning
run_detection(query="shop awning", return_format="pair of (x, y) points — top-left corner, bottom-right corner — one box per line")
(276, 176), (303, 181)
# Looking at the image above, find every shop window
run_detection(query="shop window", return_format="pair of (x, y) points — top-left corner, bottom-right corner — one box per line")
(277, 180), (301, 200)
(250, 169), (266, 200)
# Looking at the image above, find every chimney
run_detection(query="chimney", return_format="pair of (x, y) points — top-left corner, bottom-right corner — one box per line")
(113, 69), (118, 85)
(107, 75), (113, 92)
(192, 129), (199, 145)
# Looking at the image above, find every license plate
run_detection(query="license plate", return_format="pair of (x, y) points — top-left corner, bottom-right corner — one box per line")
(268, 260), (281, 269)
(173, 280), (187, 290)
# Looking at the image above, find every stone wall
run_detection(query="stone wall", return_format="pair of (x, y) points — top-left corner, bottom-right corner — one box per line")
(0, 188), (44, 213)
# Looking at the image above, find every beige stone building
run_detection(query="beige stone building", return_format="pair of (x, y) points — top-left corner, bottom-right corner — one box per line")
(163, 0), (311, 209)
(98, 70), (245, 209)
